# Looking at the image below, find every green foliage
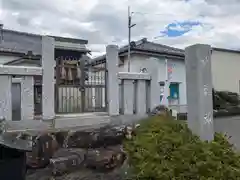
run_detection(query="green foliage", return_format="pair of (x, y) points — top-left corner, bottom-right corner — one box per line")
(124, 116), (240, 180)
(213, 89), (240, 110)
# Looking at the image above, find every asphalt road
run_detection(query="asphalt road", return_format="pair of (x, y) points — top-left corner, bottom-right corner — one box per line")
(214, 116), (240, 150)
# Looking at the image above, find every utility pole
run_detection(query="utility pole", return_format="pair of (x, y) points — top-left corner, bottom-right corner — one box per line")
(127, 6), (136, 72)
(0, 24), (3, 44)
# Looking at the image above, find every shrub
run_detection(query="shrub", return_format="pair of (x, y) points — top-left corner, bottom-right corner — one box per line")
(124, 116), (240, 180)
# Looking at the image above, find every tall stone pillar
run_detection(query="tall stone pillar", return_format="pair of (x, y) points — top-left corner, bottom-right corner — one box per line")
(106, 45), (119, 116)
(185, 44), (214, 141)
(21, 76), (34, 120)
(148, 58), (160, 110)
(136, 79), (147, 115)
(0, 76), (12, 120)
(42, 36), (55, 120)
(123, 79), (134, 115)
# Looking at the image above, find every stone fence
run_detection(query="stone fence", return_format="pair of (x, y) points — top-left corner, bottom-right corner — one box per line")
(0, 65), (42, 121)
(118, 72), (151, 115)
(105, 45), (159, 116)
(0, 36), (55, 121)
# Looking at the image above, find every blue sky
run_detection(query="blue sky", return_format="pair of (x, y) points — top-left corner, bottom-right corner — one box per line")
(160, 21), (202, 37)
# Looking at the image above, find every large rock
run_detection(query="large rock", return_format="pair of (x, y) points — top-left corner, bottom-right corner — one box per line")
(49, 148), (86, 176)
(26, 133), (59, 169)
(63, 125), (133, 149)
(84, 145), (126, 172)
(24, 124), (136, 170)
(26, 146), (128, 180)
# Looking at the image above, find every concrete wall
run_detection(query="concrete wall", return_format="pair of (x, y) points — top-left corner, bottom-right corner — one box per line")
(211, 49), (240, 93)
(0, 65), (42, 121)
(118, 72), (151, 115)
(12, 77), (34, 120)
(106, 45), (159, 116)
(0, 76), (12, 120)
(0, 36), (55, 121)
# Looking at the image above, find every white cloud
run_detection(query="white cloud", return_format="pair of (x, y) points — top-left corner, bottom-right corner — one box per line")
(1, 0), (240, 55)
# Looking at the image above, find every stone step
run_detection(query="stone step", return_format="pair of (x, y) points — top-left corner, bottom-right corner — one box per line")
(54, 113), (111, 129)
(2, 113), (110, 134)
(55, 112), (109, 119)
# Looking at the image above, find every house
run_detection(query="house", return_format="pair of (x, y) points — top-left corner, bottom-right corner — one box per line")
(93, 38), (186, 110)
(0, 28), (90, 116)
(92, 38), (240, 113)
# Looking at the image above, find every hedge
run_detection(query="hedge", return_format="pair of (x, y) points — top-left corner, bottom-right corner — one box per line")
(124, 116), (240, 180)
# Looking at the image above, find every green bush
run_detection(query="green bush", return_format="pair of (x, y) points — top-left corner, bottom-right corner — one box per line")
(124, 116), (240, 180)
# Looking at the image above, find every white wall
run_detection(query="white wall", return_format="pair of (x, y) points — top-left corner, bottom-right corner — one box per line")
(120, 50), (240, 108)
(120, 54), (187, 105)
(211, 50), (240, 93)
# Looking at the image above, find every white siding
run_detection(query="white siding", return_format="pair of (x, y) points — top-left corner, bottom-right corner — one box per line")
(120, 54), (187, 105)
(118, 49), (240, 114)
(211, 50), (240, 93)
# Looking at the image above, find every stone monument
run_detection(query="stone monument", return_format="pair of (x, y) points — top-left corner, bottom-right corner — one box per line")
(185, 44), (214, 141)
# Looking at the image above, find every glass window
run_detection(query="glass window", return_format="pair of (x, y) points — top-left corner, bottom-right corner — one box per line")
(169, 83), (179, 99)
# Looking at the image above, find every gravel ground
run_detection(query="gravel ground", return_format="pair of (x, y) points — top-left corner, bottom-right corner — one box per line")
(26, 160), (130, 180)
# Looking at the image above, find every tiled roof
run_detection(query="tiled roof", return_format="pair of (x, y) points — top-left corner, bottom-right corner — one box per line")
(0, 28), (89, 55)
(133, 39), (184, 55)
(92, 38), (185, 64)
(0, 42), (31, 55)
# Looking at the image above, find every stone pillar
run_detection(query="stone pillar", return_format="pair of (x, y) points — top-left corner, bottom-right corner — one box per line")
(106, 45), (119, 116)
(123, 80), (134, 115)
(21, 76), (34, 120)
(136, 80), (147, 115)
(148, 58), (160, 110)
(0, 76), (12, 120)
(185, 44), (214, 141)
(161, 58), (169, 107)
(42, 36), (55, 120)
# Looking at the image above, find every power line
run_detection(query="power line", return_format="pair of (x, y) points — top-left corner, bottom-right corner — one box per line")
(132, 11), (186, 17)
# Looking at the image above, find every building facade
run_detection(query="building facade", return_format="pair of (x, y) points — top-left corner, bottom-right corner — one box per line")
(93, 38), (240, 113)
(211, 48), (240, 94)
(0, 28), (90, 117)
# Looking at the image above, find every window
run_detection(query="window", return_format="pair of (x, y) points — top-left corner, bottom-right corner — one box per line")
(169, 83), (179, 99)
(168, 83), (180, 105)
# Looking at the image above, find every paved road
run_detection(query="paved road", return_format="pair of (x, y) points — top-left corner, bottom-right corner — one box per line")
(214, 116), (240, 149)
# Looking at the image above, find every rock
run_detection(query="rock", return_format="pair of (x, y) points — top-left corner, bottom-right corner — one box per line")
(84, 145), (126, 172)
(49, 148), (86, 176)
(23, 123), (137, 170)
(54, 131), (69, 148)
(26, 133), (59, 169)
(26, 146), (128, 180)
(64, 125), (131, 148)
